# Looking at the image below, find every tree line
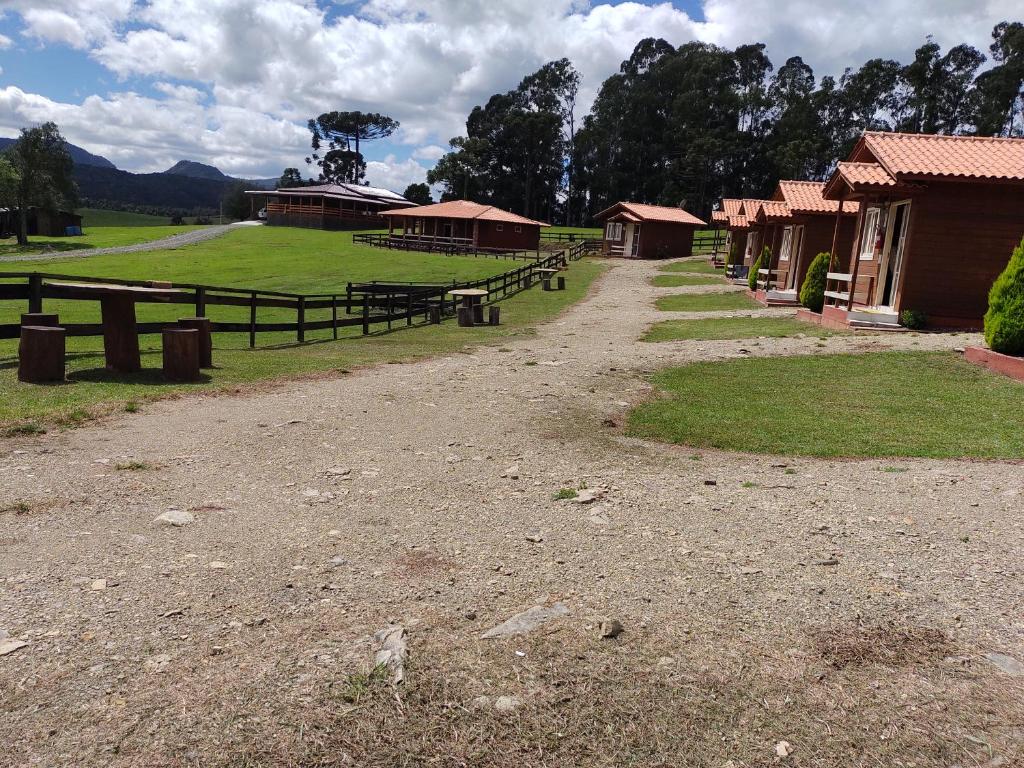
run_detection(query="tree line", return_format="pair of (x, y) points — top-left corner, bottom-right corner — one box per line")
(426, 22), (1024, 225)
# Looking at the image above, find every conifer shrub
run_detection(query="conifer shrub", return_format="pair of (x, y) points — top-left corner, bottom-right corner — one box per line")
(748, 246), (770, 291)
(983, 237), (1024, 355)
(799, 251), (831, 313)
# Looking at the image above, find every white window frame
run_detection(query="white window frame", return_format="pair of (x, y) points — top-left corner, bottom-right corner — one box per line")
(605, 222), (623, 241)
(514, 225), (522, 233)
(779, 227), (793, 262)
(859, 207), (881, 261)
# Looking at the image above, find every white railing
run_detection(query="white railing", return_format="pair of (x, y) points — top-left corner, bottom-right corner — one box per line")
(824, 272), (852, 306)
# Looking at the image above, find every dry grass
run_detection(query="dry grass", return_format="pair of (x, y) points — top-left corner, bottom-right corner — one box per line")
(814, 621), (954, 669)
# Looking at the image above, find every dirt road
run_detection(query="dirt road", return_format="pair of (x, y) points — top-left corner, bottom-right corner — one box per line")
(2, 259), (1020, 767)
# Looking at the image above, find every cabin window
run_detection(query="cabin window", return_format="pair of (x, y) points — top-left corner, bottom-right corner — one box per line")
(779, 227), (793, 261)
(496, 224), (504, 232)
(605, 222), (623, 241)
(859, 208), (881, 261)
(515, 225), (522, 233)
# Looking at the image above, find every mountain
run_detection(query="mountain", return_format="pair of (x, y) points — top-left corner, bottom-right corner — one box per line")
(164, 159), (230, 181)
(0, 136), (116, 169)
(74, 164), (234, 212)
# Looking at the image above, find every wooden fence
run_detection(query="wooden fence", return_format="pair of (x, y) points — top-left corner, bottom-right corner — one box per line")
(353, 232), (542, 261)
(0, 247), (575, 348)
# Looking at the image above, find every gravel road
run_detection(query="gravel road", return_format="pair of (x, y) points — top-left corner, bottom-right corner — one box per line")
(0, 221), (258, 264)
(1, 258), (1021, 766)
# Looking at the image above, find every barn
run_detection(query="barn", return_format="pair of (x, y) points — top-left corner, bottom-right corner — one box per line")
(820, 132), (1024, 329)
(246, 183), (415, 230)
(0, 207), (82, 237)
(381, 200), (546, 251)
(594, 202), (706, 259)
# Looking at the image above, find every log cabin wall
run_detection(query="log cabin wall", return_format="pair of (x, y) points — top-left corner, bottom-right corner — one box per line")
(476, 221), (541, 250)
(637, 221), (695, 259)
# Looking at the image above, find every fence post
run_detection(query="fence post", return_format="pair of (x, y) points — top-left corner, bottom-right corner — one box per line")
(346, 283), (352, 315)
(249, 291), (257, 348)
(406, 292), (413, 326)
(332, 295), (338, 340)
(386, 293), (393, 331)
(195, 286), (206, 318)
(297, 296), (305, 343)
(362, 294), (370, 335)
(28, 274), (42, 314)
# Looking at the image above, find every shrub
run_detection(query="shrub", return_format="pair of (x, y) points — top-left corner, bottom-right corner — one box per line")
(899, 309), (927, 330)
(984, 237), (1024, 355)
(799, 252), (831, 313)
(748, 246), (770, 291)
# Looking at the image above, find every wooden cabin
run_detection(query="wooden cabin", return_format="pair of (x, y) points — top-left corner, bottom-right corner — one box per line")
(0, 207), (82, 237)
(752, 181), (860, 304)
(820, 132), (1024, 329)
(381, 200), (546, 251)
(594, 202), (706, 259)
(246, 183), (415, 230)
(714, 199), (749, 274)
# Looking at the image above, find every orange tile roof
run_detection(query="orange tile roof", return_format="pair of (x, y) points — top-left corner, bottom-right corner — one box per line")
(595, 201), (706, 226)
(756, 200), (792, 221)
(776, 180), (860, 215)
(726, 213), (750, 230)
(863, 131), (1024, 181)
(721, 198), (743, 217)
(711, 210), (728, 223)
(381, 199), (547, 226)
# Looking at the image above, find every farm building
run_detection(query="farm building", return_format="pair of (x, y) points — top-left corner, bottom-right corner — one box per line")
(381, 200), (546, 251)
(246, 184), (415, 229)
(751, 181), (860, 304)
(0, 207), (82, 237)
(819, 132), (1024, 329)
(594, 202), (706, 259)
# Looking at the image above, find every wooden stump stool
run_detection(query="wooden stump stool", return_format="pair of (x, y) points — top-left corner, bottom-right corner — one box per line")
(542, 279), (552, 291)
(457, 307), (474, 327)
(429, 306), (441, 324)
(472, 304), (485, 324)
(557, 276), (566, 291)
(488, 306), (501, 326)
(177, 317), (213, 368)
(162, 328), (201, 382)
(18, 326), (65, 383)
(21, 313), (59, 328)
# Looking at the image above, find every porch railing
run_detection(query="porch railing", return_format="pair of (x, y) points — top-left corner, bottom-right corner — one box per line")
(824, 272), (852, 307)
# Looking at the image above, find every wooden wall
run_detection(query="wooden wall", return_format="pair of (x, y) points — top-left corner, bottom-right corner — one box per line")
(637, 221), (696, 259)
(477, 221), (540, 250)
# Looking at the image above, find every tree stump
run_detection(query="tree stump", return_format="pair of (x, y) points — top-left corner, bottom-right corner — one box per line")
(18, 326), (65, 383)
(472, 303), (485, 324)
(20, 313), (59, 327)
(429, 306), (441, 324)
(177, 317), (213, 368)
(162, 328), (201, 382)
(488, 306), (501, 326)
(100, 296), (141, 372)
(457, 307), (474, 327)
(557, 276), (566, 291)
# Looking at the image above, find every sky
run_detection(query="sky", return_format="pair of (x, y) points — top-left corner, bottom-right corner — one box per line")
(0, 0), (1020, 191)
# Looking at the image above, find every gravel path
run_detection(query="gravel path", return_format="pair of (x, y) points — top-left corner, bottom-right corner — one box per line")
(1, 257), (1020, 766)
(0, 221), (258, 263)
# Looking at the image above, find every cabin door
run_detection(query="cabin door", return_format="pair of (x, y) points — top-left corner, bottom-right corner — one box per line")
(630, 224), (642, 258)
(876, 201), (911, 308)
(786, 225), (805, 291)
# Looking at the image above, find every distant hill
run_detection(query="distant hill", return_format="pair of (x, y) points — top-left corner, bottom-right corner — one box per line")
(164, 159), (230, 181)
(0, 136), (117, 169)
(74, 165), (234, 212)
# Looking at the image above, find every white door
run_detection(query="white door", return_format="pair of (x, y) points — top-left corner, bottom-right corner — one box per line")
(630, 224), (642, 257)
(787, 225), (805, 290)
(876, 201), (911, 308)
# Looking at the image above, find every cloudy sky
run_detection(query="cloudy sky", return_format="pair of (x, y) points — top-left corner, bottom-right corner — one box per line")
(0, 1), (1019, 190)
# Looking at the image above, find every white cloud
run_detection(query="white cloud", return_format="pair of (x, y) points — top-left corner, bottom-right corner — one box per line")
(0, 0), (1020, 187)
(0, 32), (12, 49)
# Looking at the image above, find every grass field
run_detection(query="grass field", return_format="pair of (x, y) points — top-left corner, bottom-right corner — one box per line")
(655, 292), (760, 312)
(0, 227), (603, 429)
(628, 351), (1024, 458)
(651, 274), (725, 287)
(643, 316), (840, 342)
(660, 259), (722, 275)
(76, 209), (195, 227)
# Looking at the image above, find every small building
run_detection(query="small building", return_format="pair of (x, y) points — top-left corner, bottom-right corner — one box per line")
(594, 202), (706, 259)
(820, 132), (1024, 329)
(381, 200), (546, 251)
(246, 183), (415, 230)
(752, 181), (860, 303)
(0, 207), (82, 237)
(714, 199), (751, 275)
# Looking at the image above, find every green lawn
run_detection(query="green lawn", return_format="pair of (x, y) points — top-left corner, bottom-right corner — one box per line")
(77, 208), (199, 227)
(661, 260), (721, 275)
(0, 227), (604, 429)
(628, 351), (1024, 458)
(651, 274), (726, 287)
(544, 226), (602, 238)
(655, 292), (760, 312)
(1, 224), (207, 257)
(643, 316), (840, 342)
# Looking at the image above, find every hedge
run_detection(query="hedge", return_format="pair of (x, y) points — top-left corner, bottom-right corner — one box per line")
(799, 252), (831, 313)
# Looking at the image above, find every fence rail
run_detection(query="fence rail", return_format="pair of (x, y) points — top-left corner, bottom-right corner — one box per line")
(353, 232), (540, 261)
(0, 247), (574, 347)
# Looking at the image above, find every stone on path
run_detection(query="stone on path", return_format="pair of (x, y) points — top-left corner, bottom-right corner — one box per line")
(0, 633), (28, 657)
(481, 603), (570, 639)
(153, 509), (194, 527)
(374, 625), (408, 684)
(571, 488), (606, 504)
(599, 618), (624, 639)
(986, 652), (1024, 676)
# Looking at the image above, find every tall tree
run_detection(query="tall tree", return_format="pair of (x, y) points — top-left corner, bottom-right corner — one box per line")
(402, 182), (433, 205)
(3, 122), (77, 245)
(277, 167), (306, 188)
(970, 22), (1024, 136)
(306, 111), (399, 184)
(896, 39), (986, 133)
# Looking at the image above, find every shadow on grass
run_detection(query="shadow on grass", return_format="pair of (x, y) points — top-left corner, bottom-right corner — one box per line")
(68, 367), (212, 385)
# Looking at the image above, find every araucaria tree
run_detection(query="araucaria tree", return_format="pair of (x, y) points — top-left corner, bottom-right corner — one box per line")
(3, 122), (77, 245)
(306, 111), (399, 184)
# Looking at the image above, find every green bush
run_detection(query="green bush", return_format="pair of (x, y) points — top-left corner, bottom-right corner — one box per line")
(798, 252), (831, 313)
(984, 236), (1024, 355)
(748, 246), (770, 291)
(899, 309), (927, 330)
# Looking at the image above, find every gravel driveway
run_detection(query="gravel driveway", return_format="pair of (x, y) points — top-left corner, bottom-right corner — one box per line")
(0, 221), (259, 263)
(1, 258), (1020, 766)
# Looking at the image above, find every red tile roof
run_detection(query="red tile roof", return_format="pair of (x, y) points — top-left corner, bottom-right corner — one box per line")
(381, 199), (547, 226)
(726, 213), (750, 230)
(756, 200), (792, 221)
(711, 210), (728, 223)
(594, 201), (706, 226)
(776, 180), (860, 215)
(722, 198), (743, 217)
(862, 131), (1024, 181)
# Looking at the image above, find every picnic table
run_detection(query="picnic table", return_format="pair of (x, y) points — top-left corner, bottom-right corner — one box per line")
(449, 288), (488, 309)
(44, 281), (185, 373)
